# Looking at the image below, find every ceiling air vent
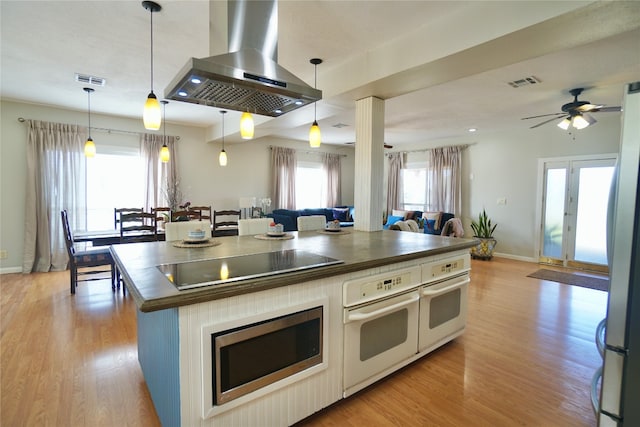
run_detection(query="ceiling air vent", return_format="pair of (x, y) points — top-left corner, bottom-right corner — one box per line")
(332, 123), (349, 128)
(507, 76), (541, 88)
(75, 73), (106, 87)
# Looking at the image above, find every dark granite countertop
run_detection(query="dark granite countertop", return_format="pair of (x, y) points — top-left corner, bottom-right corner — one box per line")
(111, 230), (477, 312)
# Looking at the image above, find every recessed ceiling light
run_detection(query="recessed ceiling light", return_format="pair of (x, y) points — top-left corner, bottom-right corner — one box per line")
(274, 109), (282, 114)
(468, 128), (477, 132)
(191, 77), (201, 84)
(178, 91), (188, 97)
(295, 100), (303, 105)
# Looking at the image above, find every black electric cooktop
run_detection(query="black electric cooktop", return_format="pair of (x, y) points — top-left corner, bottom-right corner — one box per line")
(157, 249), (343, 290)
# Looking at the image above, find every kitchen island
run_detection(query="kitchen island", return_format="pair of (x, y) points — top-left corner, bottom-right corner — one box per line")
(111, 230), (477, 426)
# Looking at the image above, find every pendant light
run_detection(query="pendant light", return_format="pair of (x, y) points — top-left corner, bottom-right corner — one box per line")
(142, 1), (162, 130)
(159, 100), (170, 163)
(219, 110), (228, 166)
(83, 87), (96, 157)
(240, 111), (254, 140)
(309, 58), (323, 148)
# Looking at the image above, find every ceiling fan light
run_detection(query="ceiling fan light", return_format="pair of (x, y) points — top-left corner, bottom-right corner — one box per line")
(84, 138), (96, 157)
(144, 92), (161, 130)
(557, 117), (571, 130)
(309, 121), (321, 147)
(160, 143), (170, 163)
(240, 112), (254, 139)
(572, 113), (596, 130)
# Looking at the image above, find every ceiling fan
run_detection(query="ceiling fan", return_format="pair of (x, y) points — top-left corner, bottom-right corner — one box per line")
(522, 88), (621, 130)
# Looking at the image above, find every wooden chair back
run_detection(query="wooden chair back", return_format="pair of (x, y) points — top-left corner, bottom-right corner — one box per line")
(213, 210), (240, 236)
(114, 207), (144, 229)
(170, 210), (200, 222)
(191, 205), (212, 223)
(119, 212), (158, 243)
(152, 207), (171, 222)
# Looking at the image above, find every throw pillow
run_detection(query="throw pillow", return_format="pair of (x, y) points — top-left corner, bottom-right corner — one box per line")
(423, 219), (436, 233)
(383, 215), (404, 230)
(422, 211), (442, 230)
(332, 208), (349, 222)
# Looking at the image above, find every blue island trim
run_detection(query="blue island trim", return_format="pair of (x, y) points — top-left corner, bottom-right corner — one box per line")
(137, 307), (180, 426)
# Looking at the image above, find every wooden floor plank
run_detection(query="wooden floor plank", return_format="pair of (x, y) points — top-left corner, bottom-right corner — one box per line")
(0, 257), (606, 426)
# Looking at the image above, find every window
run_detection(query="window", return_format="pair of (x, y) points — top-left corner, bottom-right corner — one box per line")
(401, 165), (427, 211)
(85, 147), (145, 231)
(295, 162), (325, 209)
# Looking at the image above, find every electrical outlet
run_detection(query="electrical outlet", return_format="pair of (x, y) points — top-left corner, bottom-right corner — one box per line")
(497, 197), (507, 205)
(0, 250), (8, 260)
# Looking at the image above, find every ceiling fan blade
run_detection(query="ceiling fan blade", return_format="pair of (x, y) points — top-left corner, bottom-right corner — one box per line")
(521, 112), (564, 120)
(384, 143), (393, 149)
(577, 103), (603, 112)
(592, 106), (622, 113)
(529, 116), (564, 129)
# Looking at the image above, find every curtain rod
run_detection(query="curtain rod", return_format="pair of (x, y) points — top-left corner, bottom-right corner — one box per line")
(268, 145), (348, 157)
(385, 142), (474, 155)
(17, 117), (180, 140)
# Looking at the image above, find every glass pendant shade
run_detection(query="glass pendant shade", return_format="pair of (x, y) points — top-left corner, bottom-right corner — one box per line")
(159, 99), (170, 162)
(309, 121), (321, 148)
(240, 112), (254, 139)
(84, 138), (96, 157)
(557, 117), (571, 130)
(572, 114), (593, 130)
(144, 92), (161, 130)
(160, 144), (170, 163)
(219, 149), (228, 166)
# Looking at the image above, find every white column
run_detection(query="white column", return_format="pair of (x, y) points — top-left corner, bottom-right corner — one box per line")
(354, 96), (384, 231)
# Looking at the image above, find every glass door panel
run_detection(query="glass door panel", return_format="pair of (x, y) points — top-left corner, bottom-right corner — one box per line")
(540, 164), (568, 264)
(539, 157), (615, 271)
(568, 160), (614, 271)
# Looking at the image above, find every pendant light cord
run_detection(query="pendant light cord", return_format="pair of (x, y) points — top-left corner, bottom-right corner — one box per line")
(149, 8), (154, 94)
(87, 90), (91, 138)
(221, 111), (225, 150)
(314, 63), (317, 120)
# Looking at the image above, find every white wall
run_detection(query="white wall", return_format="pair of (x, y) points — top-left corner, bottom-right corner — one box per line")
(0, 100), (355, 272)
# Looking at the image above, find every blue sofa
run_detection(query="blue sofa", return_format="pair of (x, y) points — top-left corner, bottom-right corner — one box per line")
(268, 206), (354, 232)
(383, 211), (454, 235)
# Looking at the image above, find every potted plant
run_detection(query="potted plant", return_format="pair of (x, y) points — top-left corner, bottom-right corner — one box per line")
(470, 209), (497, 260)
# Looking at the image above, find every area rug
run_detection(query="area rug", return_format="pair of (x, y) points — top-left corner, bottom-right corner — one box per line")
(527, 269), (609, 292)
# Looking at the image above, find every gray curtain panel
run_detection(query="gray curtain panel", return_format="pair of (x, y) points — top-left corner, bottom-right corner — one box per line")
(270, 147), (297, 210)
(322, 152), (341, 207)
(23, 120), (86, 273)
(140, 133), (178, 212)
(386, 152), (405, 215)
(428, 145), (463, 216)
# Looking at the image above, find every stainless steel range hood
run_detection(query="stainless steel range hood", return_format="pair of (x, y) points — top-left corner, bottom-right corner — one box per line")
(164, 0), (321, 117)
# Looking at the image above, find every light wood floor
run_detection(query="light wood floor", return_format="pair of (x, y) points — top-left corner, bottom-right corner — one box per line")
(1, 258), (607, 426)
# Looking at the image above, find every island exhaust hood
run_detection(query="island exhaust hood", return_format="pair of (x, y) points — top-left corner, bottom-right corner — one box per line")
(164, 0), (322, 117)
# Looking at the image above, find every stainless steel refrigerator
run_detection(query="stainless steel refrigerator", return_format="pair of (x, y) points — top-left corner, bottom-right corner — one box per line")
(592, 81), (640, 426)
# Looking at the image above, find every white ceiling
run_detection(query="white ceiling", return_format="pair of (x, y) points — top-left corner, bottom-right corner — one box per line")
(1, 0), (639, 146)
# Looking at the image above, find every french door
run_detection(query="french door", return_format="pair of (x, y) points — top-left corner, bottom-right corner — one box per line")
(539, 157), (616, 272)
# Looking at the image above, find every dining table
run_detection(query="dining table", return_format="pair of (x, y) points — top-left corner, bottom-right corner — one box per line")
(74, 229), (166, 246)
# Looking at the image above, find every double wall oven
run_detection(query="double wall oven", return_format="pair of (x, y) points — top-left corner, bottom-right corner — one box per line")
(343, 253), (470, 396)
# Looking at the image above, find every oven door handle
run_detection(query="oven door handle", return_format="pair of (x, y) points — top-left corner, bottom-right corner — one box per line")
(345, 293), (419, 322)
(421, 276), (470, 296)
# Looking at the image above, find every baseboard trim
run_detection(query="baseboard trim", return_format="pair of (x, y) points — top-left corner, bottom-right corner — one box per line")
(0, 266), (24, 274)
(493, 252), (537, 263)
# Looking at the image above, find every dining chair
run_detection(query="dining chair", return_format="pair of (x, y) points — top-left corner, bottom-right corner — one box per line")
(164, 220), (209, 241)
(119, 212), (158, 243)
(152, 206), (171, 223)
(114, 207), (144, 229)
(213, 210), (240, 236)
(61, 210), (116, 294)
(191, 205), (212, 223)
(238, 218), (272, 236)
(170, 210), (200, 222)
(297, 215), (327, 231)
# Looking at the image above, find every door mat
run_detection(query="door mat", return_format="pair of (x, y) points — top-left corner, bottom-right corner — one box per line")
(527, 269), (609, 292)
